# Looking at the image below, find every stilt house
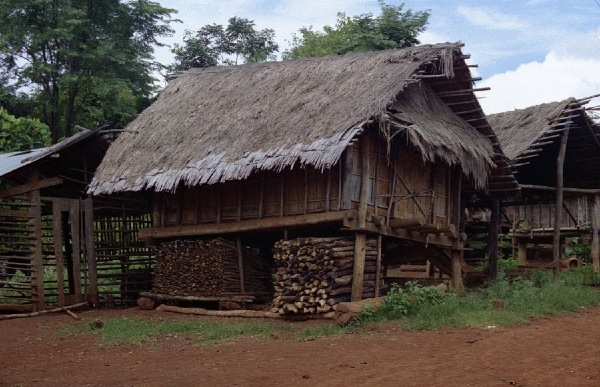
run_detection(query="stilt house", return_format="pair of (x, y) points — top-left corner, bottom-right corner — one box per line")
(0, 128), (153, 312)
(90, 43), (516, 309)
(488, 97), (600, 268)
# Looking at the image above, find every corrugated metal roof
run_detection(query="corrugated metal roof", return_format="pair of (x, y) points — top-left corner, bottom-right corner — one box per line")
(0, 148), (47, 177)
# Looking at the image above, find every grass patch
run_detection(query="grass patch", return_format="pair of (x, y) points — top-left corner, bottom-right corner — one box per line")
(296, 325), (349, 339)
(62, 317), (286, 347)
(358, 268), (600, 331)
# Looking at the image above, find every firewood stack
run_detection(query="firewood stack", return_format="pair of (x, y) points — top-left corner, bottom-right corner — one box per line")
(272, 236), (384, 314)
(153, 238), (271, 297)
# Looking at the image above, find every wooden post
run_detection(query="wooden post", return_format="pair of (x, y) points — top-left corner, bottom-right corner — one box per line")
(69, 200), (82, 302)
(590, 195), (599, 272)
(83, 197), (98, 305)
(28, 170), (45, 311)
(352, 135), (370, 302)
(489, 198), (500, 280)
(517, 240), (528, 266)
(451, 250), (463, 293)
(351, 233), (367, 301)
(236, 235), (245, 293)
(450, 166), (463, 291)
(553, 125), (570, 281)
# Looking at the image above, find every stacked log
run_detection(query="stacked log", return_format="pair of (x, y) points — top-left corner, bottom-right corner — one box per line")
(153, 238), (271, 297)
(272, 236), (384, 314)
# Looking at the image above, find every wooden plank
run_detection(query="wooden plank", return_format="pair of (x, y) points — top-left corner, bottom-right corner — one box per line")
(0, 209), (32, 218)
(351, 233), (367, 302)
(451, 250), (463, 292)
(53, 200), (65, 307)
(140, 291), (255, 303)
(388, 217), (425, 229)
(70, 200), (82, 303)
(139, 210), (356, 239)
(0, 177), (63, 198)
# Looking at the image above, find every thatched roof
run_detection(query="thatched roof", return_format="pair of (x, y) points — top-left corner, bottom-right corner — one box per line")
(489, 96), (600, 189)
(488, 99), (574, 160)
(89, 43), (500, 195)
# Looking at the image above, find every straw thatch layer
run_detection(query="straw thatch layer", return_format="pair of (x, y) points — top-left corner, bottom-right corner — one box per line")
(385, 82), (493, 188)
(488, 99), (573, 160)
(89, 43), (492, 195)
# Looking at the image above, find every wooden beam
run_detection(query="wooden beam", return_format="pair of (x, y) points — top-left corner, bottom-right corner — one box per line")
(53, 200), (65, 306)
(0, 177), (63, 198)
(520, 185), (600, 194)
(139, 210), (357, 239)
(553, 125), (570, 281)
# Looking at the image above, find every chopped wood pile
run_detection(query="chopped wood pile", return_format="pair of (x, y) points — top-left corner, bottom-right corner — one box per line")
(153, 238), (271, 297)
(271, 236), (384, 314)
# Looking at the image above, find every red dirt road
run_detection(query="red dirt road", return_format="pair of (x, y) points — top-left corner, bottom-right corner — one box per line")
(2, 307), (600, 386)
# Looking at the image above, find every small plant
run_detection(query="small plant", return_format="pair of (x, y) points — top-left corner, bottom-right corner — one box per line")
(564, 237), (591, 262)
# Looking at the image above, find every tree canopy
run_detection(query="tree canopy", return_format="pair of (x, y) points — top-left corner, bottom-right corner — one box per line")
(0, 107), (51, 153)
(283, 1), (430, 59)
(0, 0), (177, 142)
(168, 16), (278, 76)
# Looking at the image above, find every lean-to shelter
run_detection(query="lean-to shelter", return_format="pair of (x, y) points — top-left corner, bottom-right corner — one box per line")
(90, 43), (516, 308)
(0, 127), (153, 312)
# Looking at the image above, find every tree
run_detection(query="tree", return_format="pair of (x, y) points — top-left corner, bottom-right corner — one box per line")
(168, 16), (278, 75)
(283, 1), (430, 60)
(0, 107), (51, 153)
(0, 0), (177, 142)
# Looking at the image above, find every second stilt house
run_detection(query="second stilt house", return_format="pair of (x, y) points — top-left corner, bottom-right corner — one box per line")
(90, 43), (514, 310)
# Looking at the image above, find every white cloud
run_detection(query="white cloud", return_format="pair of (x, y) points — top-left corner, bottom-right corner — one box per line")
(457, 6), (527, 31)
(479, 51), (600, 114)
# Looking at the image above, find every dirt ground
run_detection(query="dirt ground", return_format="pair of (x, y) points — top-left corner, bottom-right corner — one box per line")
(2, 306), (600, 387)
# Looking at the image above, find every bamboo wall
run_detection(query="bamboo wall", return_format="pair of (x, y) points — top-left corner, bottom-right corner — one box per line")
(155, 135), (454, 229)
(509, 196), (596, 230)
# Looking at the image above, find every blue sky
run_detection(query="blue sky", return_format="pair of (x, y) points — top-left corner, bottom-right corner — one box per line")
(156, 0), (600, 114)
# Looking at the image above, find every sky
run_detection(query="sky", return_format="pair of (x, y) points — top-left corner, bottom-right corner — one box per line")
(155, 0), (600, 114)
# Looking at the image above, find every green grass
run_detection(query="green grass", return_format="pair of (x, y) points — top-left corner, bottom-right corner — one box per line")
(60, 267), (600, 347)
(62, 317), (287, 347)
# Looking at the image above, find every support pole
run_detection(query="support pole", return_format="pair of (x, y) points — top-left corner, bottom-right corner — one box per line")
(84, 197), (98, 305)
(450, 166), (463, 292)
(517, 240), (528, 266)
(489, 198), (500, 280)
(374, 235), (382, 297)
(553, 125), (570, 281)
(236, 235), (245, 293)
(590, 195), (599, 272)
(352, 135), (370, 302)
(28, 169), (45, 311)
